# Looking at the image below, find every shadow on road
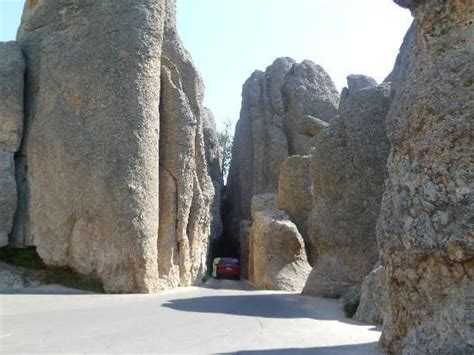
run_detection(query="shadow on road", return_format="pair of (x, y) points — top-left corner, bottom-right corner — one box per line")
(224, 342), (380, 354)
(163, 291), (381, 328)
(202, 279), (256, 291)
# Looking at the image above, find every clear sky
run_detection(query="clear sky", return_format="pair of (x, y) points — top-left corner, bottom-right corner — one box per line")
(0, 0), (412, 130)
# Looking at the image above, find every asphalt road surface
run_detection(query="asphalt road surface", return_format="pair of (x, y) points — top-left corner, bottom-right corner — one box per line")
(0, 279), (381, 354)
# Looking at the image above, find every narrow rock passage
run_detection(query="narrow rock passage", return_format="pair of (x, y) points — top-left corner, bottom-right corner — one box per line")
(0, 280), (381, 354)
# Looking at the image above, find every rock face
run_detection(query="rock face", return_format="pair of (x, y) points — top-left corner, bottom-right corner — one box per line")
(276, 155), (314, 263)
(0, 152), (17, 247)
(346, 74), (377, 91)
(377, 1), (474, 353)
(226, 57), (339, 241)
(202, 108), (224, 245)
(14, 0), (214, 293)
(354, 264), (383, 325)
(0, 42), (24, 247)
(0, 42), (24, 152)
(238, 219), (251, 279)
(0, 262), (40, 289)
(302, 76), (392, 298)
(202, 108), (224, 273)
(248, 195), (311, 291)
(157, 4), (214, 290)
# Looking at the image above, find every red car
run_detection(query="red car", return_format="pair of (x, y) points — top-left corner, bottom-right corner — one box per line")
(216, 257), (241, 280)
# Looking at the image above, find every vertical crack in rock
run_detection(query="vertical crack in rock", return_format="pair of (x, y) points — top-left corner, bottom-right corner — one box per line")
(157, 0), (214, 289)
(202, 108), (224, 271)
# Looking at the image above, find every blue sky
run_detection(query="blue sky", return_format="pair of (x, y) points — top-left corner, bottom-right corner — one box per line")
(0, 0), (412, 130)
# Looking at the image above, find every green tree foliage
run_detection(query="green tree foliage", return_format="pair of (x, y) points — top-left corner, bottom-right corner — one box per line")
(217, 118), (234, 179)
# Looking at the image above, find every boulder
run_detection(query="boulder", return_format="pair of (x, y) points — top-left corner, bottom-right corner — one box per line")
(276, 155), (314, 264)
(246, 193), (277, 281)
(354, 264), (383, 325)
(14, 0), (214, 293)
(377, 1), (474, 352)
(248, 206), (311, 292)
(0, 262), (39, 289)
(302, 77), (391, 298)
(0, 41), (24, 247)
(226, 58), (339, 241)
(251, 193), (277, 219)
(346, 74), (377, 92)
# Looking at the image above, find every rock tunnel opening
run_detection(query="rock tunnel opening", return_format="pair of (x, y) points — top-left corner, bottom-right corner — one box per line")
(209, 187), (239, 262)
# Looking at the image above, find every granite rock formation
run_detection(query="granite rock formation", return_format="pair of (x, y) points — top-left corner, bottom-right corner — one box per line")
(226, 58), (339, 242)
(238, 219), (252, 279)
(157, 5), (214, 290)
(12, 0), (214, 293)
(248, 194), (311, 291)
(346, 74), (377, 92)
(203, 108), (224, 244)
(377, 1), (474, 352)
(354, 264), (383, 325)
(0, 42), (24, 247)
(276, 155), (314, 264)
(0, 152), (17, 248)
(302, 76), (392, 298)
(202, 108), (224, 272)
(0, 262), (40, 289)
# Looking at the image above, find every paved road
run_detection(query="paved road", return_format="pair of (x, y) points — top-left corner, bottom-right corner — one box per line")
(0, 279), (381, 354)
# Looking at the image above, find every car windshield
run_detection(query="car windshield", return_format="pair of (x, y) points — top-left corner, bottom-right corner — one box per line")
(219, 258), (239, 265)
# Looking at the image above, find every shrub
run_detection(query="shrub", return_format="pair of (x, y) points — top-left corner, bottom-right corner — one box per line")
(344, 299), (360, 318)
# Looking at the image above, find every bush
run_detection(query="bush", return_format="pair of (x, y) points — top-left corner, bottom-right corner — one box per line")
(43, 268), (104, 293)
(0, 247), (46, 269)
(217, 118), (234, 179)
(344, 299), (360, 318)
(0, 246), (103, 293)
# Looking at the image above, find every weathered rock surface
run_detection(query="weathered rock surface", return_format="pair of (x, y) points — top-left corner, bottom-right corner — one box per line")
(0, 262), (40, 289)
(226, 58), (339, 241)
(248, 195), (311, 291)
(202, 108), (224, 274)
(251, 193), (277, 219)
(238, 219), (251, 279)
(14, 0), (214, 293)
(158, 8), (214, 290)
(354, 263), (383, 325)
(276, 155), (314, 264)
(203, 108), (224, 244)
(246, 193), (277, 280)
(377, 1), (474, 353)
(0, 152), (17, 247)
(346, 74), (377, 92)
(0, 41), (24, 247)
(0, 41), (24, 152)
(302, 76), (391, 298)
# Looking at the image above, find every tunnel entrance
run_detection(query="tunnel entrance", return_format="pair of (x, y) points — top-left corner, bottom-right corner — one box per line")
(208, 186), (240, 274)
(210, 234), (239, 259)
